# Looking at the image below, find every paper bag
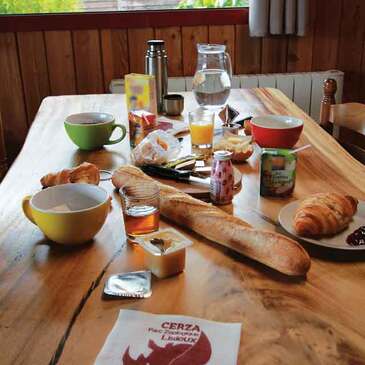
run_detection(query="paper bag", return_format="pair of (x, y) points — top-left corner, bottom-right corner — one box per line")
(95, 309), (242, 365)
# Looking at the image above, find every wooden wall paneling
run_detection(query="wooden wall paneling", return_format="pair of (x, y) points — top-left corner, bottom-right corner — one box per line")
(0, 112), (7, 180)
(155, 27), (183, 77)
(72, 30), (104, 94)
(44, 31), (76, 95)
(208, 25), (235, 72)
(181, 26), (208, 76)
(17, 31), (50, 123)
(337, 0), (365, 102)
(235, 24), (262, 75)
(127, 28), (154, 74)
(359, 45), (365, 103)
(0, 33), (28, 161)
(360, 38), (365, 103)
(312, 0), (343, 71)
(261, 36), (288, 74)
(101, 29), (129, 92)
(287, 0), (316, 72)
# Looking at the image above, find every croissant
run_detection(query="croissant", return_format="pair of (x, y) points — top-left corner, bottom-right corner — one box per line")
(293, 193), (358, 237)
(41, 162), (100, 187)
(69, 163), (100, 185)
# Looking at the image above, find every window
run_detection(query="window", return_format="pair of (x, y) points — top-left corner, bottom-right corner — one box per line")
(0, 0), (249, 15)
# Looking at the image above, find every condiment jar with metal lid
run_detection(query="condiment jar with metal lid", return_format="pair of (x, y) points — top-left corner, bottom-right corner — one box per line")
(145, 40), (168, 113)
(210, 150), (234, 205)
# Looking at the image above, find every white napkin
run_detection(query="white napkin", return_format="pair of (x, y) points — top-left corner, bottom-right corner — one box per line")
(95, 309), (242, 365)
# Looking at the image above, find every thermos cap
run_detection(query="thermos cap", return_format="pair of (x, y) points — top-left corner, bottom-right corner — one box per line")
(147, 40), (166, 52)
(147, 40), (165, 46)
(146, 40), (167, 56)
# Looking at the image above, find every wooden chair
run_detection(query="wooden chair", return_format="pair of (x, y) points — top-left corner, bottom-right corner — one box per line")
(0, 113), (8, 181)
(320, 79), (365, 164)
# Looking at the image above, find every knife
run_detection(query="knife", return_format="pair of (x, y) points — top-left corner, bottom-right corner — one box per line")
(141, 165), (210, 186)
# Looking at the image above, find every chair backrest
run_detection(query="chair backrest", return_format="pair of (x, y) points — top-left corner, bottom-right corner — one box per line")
(329, 103), (365, 135)
(320, 78), (365, 135)
(320, 80), (365, 163)
(0, 113), (8, 181)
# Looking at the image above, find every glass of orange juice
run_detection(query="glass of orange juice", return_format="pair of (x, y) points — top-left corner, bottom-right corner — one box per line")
(189, 109), (214, 159)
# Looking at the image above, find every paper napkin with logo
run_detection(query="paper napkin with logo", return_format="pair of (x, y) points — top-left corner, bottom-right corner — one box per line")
(95, 309), (242, 365)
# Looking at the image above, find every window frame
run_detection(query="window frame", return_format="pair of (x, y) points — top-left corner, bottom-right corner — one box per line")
(0, 8), (249, 32)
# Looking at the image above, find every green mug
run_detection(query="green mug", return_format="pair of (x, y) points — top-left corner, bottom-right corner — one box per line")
(65, 112), (127, 150)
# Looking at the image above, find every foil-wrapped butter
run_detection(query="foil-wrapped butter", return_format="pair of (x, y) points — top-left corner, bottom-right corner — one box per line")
(103, 271), (152, 299)
(218, 104), (239, 126)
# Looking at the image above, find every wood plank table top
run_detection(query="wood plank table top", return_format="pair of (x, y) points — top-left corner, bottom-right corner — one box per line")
(1, 89), (365, 365)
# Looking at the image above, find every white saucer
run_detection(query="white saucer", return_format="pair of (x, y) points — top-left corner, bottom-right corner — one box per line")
(278, 200), (365, 250)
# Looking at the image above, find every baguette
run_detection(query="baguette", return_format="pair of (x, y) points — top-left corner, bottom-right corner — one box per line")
(112, 165), (311, 276)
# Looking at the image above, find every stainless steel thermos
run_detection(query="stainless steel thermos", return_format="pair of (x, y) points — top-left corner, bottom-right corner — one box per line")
(145, 40), (168, 113)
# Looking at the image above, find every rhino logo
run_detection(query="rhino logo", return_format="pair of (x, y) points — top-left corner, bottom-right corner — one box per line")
(122, 331), (212, 365)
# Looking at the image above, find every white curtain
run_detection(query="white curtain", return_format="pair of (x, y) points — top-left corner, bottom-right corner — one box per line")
(249, 0), (308, 37)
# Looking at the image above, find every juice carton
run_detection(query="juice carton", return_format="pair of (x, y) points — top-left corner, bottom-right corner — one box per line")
(125, 73), (157, 115)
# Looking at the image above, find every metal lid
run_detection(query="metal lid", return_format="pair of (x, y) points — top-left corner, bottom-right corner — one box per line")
(146, 39), (167, 55)
(213, 150), (233, 161)
(147, 40), (165, 46)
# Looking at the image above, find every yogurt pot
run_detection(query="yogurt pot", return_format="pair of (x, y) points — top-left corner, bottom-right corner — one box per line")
(135, 228), (193, 279)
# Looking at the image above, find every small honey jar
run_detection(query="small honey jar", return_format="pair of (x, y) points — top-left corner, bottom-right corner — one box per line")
(119, 182), (160, 241)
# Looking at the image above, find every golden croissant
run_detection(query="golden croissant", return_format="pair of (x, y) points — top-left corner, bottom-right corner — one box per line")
(293, 193), (358, 237)
(40, 162), (100, 187)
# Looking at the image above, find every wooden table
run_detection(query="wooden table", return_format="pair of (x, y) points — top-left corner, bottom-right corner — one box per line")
(1, 89), (365, 365)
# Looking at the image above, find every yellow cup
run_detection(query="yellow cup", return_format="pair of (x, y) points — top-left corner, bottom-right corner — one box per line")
(22, 183), (110, 245)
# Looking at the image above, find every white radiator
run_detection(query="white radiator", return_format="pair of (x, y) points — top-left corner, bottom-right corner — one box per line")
(110, 70), (344, 121)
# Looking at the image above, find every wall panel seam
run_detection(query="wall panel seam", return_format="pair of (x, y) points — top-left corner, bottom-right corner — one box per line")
(97, 29), (106, 93)
(70, 31), (79, 93)
(41, 31), (52, 98)
(15, 32), (30, 128)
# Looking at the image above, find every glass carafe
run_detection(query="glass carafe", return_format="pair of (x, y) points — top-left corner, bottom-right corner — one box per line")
(192, 44), (232, 109)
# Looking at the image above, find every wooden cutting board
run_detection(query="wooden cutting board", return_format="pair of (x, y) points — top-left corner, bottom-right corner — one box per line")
(154, 166), (242, 200)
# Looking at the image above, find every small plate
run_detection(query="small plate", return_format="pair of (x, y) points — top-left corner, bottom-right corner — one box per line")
(279, 200), (365, 250)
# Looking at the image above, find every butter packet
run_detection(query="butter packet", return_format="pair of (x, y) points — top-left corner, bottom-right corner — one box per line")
(103, 271), (152, 299)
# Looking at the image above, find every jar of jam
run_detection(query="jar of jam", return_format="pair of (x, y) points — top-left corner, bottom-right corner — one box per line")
(210, 150), (234, 205)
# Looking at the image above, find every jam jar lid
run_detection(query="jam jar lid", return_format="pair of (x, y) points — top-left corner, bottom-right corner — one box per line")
(213, 150), (233, 161)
